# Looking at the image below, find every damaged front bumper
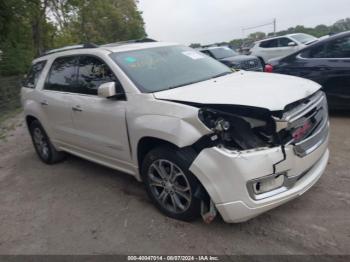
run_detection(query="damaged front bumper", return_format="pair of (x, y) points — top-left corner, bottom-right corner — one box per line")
(190, 90), (330, 223)
(190, 136), (329, 223)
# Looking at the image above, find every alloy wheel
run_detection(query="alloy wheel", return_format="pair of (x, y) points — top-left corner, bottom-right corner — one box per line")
(32, 127), (50, 160)
(147, 159), (192, 213)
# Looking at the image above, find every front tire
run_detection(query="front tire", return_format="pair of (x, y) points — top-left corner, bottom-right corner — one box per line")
(142, 146), (201, 221)
(29, 120), (66, 164)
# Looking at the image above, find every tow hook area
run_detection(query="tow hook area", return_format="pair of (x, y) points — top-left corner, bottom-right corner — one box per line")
(201, 199), (217, 224)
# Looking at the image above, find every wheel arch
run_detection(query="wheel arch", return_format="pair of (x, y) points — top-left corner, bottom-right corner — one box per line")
(137, 136), (179, 171)
(137, 136), (211, 206)
(25, 115), (39, 128)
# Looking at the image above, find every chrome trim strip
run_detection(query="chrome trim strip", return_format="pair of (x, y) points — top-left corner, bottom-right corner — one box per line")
(283, 91), (324, 123)
(294, 121), (329, 157)
(281, 91), (329, 157)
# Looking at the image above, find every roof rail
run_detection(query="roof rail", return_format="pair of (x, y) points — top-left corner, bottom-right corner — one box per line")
(39, 43), (98, 57)
(101, 38), (157, 47)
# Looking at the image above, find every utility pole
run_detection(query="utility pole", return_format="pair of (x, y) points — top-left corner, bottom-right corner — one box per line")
(242, 18), (277, 38)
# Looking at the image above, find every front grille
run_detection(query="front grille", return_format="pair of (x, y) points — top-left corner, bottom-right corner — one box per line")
(240, 59), (263, 71)
(280, 91), (329, 157)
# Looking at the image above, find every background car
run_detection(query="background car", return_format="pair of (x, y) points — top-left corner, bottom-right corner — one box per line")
(266, 31), (350, 110)
(200, 46), (263, 71)
(250, 33), (318, 65)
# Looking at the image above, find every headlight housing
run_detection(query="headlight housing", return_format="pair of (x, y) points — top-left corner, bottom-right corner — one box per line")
(198, 107), (276, 150)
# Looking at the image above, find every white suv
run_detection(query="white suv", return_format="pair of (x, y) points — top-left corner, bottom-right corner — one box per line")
(21, 40), (329, 223)
(250, 33), (318, 64)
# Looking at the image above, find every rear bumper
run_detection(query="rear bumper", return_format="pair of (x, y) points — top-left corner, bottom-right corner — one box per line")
(189, 135), (329, 223)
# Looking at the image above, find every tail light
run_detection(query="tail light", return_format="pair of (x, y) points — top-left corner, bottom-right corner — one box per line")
(265, 64), (273, 73)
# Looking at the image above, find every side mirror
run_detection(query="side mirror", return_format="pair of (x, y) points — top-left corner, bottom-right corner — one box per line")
(98, 82), (118, 98)
(288, 42), (297, 47)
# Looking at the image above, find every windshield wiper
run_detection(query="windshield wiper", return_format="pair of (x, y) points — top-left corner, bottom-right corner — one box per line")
(165, 72), (232, 90)
(210, 71), (232, 79)
(166, 80), (205, 90)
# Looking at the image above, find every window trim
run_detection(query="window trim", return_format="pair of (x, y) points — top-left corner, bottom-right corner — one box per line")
(297, 40), (350, 60)
(44, 54), (79, 93)
(259, 38), (280, 49)
(76, 54), (125, 96)
(43, 54), (126, 98)
(278, 37), (297, 48)
(23, 60), (47, 89)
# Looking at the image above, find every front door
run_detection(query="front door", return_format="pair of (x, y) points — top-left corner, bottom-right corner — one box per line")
(67, 55), (131, 163)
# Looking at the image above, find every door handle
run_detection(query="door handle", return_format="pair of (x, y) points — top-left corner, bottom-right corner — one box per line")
(40, 101), (48, 106)
(72, 106), (83, 112)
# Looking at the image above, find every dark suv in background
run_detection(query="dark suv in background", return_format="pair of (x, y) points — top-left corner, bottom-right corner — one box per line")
(266, 31), (350, 110)
(200, 46), (263, 72)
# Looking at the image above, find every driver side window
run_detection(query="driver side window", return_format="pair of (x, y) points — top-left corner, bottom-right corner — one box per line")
(76, 56), (121, 95)
(278, 37), (295, 47)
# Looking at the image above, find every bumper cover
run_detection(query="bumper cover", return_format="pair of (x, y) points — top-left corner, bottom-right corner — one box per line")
(189, 135), (329, 223)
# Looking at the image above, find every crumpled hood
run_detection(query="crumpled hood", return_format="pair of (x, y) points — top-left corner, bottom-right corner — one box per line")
(154, 71), (321, 111)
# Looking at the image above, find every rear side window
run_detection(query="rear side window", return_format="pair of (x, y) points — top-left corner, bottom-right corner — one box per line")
(324, 36), (350, 58)
(76, 56), (118, 95)
(259, 39), (278, 48)
(45, 56), (77, 92)
(24, 61), (47, 88)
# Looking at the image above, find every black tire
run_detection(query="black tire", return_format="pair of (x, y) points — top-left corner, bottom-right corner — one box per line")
(29, 120), (66, 164)
(141, 146), (201, 222)
(258, 57), (266, 67)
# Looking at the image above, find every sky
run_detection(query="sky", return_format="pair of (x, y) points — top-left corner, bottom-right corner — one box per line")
(137, 0), (350, 45)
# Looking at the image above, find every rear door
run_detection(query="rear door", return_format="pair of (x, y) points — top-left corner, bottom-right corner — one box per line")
(66, 55), (131, 163)
(40, 56), (78, 144)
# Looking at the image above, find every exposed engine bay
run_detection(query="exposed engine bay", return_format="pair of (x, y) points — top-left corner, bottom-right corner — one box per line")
(195, 91), (325, 152)
(198, 105), (277, 150)
(161, 91), (325, 153)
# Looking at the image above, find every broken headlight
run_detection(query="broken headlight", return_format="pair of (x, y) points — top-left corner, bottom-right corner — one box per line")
(198, 107), (276, 150)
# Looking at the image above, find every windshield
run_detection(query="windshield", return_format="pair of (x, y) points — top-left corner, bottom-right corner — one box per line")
(290, 33), (318, 44)
(111, 45), (231, 93)
(209, 47), (237, 59)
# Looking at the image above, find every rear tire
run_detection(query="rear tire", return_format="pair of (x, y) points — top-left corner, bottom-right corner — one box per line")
(141, 146), (201, 221)
(29, 120), (66, 164)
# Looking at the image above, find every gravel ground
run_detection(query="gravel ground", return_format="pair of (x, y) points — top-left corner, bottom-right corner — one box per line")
(0, 112), (349, 255)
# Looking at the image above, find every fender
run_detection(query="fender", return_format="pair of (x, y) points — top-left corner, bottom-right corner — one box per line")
(129, 114), (209, 166)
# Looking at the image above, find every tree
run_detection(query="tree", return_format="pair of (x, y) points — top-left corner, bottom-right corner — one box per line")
(0, 0), (146, 76)
(248, 32), (266, 41)
(61, 0), (146, 44)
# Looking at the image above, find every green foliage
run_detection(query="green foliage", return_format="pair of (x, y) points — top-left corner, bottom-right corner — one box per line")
(248, 32), (266, 41)
(0, 0), (146, 76)
(189, 43), (201, 48)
